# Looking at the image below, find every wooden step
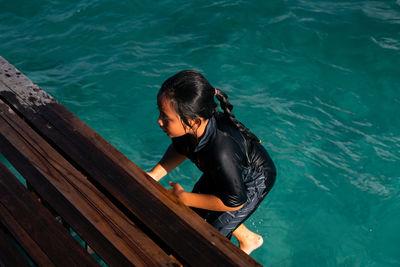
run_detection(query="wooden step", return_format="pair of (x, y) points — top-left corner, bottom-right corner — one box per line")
(0, 56), (261, 266)
(0, 161), (98, 266)
(0, 99), (178, 266)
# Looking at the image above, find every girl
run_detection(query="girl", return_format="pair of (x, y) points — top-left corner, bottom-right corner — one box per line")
(147, 70), (276, 255)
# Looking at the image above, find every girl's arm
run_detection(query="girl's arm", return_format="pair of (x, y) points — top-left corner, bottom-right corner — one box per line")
(147, 144), (186, 181)
(169, 182), (244, 212)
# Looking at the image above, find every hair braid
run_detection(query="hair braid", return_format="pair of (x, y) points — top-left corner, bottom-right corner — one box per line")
(215, 88), (260, 143)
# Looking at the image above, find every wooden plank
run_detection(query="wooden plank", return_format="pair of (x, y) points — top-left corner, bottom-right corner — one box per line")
(0, 197), (55, 266)
(0, 137), (133, 267)
(0, 162), (98, 267)
(0, 56), (261, 266)
(0, 101), (179, 266)
(0, 226), (31, 267)
(0, 134), (132, 267)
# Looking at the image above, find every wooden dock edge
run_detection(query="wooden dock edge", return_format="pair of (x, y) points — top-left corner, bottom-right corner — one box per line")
(0, 56), (262, 267)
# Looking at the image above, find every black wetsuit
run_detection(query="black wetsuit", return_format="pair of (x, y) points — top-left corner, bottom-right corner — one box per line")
(172, 113), (276, 238)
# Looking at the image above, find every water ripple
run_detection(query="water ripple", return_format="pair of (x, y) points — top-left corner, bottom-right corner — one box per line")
(371, 36), (400, 50)
(361, 1), (400, 23)
(1, 1), (400, 265)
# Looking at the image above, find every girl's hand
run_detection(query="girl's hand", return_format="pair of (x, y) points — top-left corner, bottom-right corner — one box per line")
(168, 181), (186, 204)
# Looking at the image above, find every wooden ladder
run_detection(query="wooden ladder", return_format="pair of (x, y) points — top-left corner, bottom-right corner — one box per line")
(0, 56), (261, 266)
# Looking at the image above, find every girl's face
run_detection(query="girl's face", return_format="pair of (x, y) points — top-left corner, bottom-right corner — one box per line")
(157, 97), (189, 138)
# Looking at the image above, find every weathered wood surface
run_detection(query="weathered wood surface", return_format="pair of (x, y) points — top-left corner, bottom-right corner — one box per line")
(0, 56), (262, 266)
(0, 99), (178, 266)
(0, 226), (31, 267)
(0, 161), (98, 266)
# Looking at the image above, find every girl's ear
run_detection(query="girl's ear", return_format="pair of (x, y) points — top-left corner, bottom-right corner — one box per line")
(194, 118), (202, 126)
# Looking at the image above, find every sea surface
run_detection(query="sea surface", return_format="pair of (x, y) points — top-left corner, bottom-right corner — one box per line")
(1, 0), (400, 266)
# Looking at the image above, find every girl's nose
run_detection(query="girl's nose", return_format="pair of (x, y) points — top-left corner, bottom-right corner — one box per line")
(157, 116), (163, 127)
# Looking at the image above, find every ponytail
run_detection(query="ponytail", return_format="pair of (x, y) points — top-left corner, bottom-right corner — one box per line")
(215, 88), (260, 143)
(158, 70), (260, 143)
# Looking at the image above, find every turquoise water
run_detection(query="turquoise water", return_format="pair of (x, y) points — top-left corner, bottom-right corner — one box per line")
(1, 0), (400, 265)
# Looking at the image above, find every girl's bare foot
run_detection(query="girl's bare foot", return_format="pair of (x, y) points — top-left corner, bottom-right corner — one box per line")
(238, 232), (263, 255)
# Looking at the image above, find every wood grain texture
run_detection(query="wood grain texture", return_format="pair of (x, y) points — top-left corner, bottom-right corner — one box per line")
(0, 162), (97, 267)
(0, 223), (32, 267)
(0, 101), (179, 267)
(0, 56), (261, 266)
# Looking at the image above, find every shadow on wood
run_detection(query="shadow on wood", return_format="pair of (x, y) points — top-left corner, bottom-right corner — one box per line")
(0, 56), (262, 267)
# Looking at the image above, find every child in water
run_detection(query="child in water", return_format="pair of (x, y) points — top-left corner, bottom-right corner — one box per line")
(147, 70), (276, 255)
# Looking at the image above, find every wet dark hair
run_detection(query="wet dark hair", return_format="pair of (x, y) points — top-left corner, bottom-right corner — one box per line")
(157, 70), (259, 142)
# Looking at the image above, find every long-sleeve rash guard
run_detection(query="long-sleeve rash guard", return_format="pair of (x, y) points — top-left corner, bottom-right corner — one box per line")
(171, 112), (276, 208)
